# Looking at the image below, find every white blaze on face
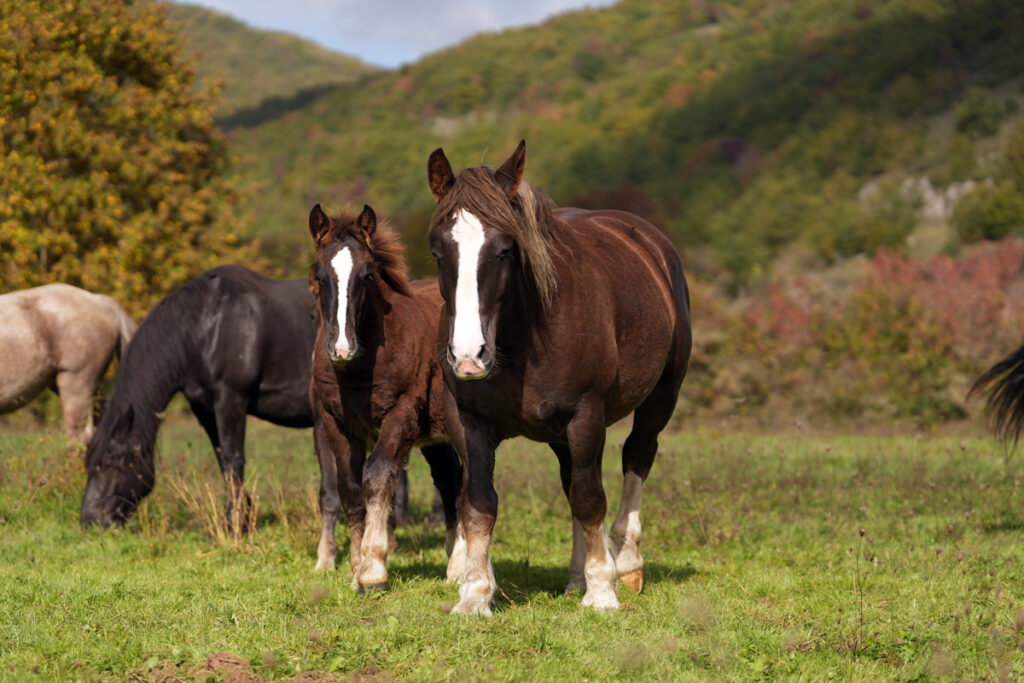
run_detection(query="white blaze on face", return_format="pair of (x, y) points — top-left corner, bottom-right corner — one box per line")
(450, 209), (486, 364)
(330, 247), (354, 356)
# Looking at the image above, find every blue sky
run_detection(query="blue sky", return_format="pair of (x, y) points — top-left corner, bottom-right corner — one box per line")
(176, 0), (617, 68)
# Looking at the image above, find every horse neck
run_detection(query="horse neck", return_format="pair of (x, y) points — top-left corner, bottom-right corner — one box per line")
(328, 290), (388, 383)
(111, 325), (190, 421)
(497, 263), (549, 351)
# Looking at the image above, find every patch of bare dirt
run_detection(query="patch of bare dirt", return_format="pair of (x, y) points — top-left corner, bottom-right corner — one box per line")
(346, 666), (396, 683)
(189, 652), (260, 682)
(127, 652), (342, 682)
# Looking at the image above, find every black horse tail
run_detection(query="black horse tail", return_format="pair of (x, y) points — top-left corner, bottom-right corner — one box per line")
(970, 341), (1024, 445)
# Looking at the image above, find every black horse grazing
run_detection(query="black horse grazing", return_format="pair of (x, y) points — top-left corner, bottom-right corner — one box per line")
(427, 141), (691, 615)
(79, 265), (414, 529)
(79, 266), (315, 526)
(971, 342), (1024, 445)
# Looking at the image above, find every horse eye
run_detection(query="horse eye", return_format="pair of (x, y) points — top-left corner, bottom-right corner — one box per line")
(498, 248), (513, 260)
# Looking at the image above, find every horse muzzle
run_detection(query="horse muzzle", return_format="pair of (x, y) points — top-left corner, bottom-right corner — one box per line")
(328, 343), (358, 367)
(448, 345), (492, 381)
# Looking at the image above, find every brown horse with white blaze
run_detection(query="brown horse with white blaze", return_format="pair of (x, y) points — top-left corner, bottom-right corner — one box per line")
(427, 140), (691, 615)
(0, 284), (136, 444)
(308, 203), (462, 591)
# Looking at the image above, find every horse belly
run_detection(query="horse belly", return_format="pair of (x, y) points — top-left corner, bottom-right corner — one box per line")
(0, 331), (53, 413)
(603, 318), (676, 423)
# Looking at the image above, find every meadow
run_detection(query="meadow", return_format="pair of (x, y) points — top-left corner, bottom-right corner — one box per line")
(2, 416), (1024, 681)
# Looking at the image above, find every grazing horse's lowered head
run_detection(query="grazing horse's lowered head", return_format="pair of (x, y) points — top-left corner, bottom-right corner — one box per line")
(308, 202), (411, 367)
(80, 404), (155, 526)
(427, 139), (557, 381)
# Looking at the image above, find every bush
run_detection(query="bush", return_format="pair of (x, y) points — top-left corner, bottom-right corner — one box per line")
(686, 239), (1024, 427)
(954, 87), (1006, 138)
(952, 182), (1024, 243)
(1004, 121), (1024, 192)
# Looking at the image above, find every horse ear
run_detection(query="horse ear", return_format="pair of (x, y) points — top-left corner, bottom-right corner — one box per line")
(495, 139), (526, 199)
(309, 203), (330, 243)
(357, 204), (377, 238)
(428, 148), (455, 202)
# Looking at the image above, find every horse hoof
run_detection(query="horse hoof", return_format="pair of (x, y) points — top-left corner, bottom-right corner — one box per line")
(619, 569), (643, 593)
(582, 590), (620, 612)
(358, 582), (389, 595)
(450, 601), (492, 617)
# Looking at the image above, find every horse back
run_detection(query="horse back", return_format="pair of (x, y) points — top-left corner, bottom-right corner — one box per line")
(0, 284), (131, 413)
(0, 284), (125, 369)
(557, 207), (687, 335)
(186, 266), (316, 426)
(545, 208), (690, 421)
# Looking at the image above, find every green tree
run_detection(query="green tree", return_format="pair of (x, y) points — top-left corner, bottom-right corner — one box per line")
(0, 0), (250, 316)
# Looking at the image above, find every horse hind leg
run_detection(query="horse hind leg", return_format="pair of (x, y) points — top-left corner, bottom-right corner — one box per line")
(420, 444), (462, 546)
(611, 368), (683, 593)
(550, 442), (586, 593)
(420, 443), (464, 580)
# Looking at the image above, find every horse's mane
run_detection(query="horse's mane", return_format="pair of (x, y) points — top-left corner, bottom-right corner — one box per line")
(434, 166), (559, 310)
(85, 278), (205, 471)
(321, 211), (412, 296)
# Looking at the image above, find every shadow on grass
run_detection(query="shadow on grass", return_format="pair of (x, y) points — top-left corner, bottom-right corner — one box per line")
(980, 509), (1024, 532)
(387, 555), (697, 607)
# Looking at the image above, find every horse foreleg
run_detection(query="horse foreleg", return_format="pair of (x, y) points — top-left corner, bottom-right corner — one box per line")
(355, 409), (415, 593)
(448, 419), (497, 616)
(54, 370), (96, 446)
(211, 393), (250, 534)
(314, 412), (366, 586)
(313, 416), (340, 571)
(566, 395), (618, 612)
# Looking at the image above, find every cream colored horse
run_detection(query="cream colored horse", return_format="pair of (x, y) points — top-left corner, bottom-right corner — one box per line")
(0, 284), (136, 444)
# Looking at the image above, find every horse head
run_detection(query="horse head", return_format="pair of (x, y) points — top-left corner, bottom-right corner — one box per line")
(80, 404), (156, 527)
(427, 140), (556, 381)
(308, 203), (411, 367)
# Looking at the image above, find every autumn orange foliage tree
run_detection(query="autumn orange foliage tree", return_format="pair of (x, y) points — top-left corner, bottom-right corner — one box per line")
(0, 0), (250, 316)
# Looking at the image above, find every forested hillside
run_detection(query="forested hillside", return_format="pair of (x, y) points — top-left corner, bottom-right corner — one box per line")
(165, 3), (378, 116)
(223, 0), (1024, 281)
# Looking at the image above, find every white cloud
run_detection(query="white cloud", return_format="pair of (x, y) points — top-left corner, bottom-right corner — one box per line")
(175, 0), (616, 68)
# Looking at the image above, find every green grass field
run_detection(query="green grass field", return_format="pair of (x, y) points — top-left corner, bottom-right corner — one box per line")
(2, 417), (1024, 681)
